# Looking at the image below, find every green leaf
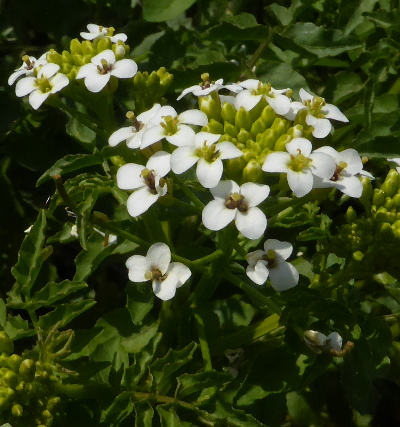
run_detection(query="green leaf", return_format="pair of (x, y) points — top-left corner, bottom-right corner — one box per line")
(332, 71), (363, 104)
(134, 401), (154, 427)
(156, 405), (182, 427)
(66, 115), (96, 145)
(36, 153), (104, 186)
(0, 299), (34, 340)
(126, 284), (154, 325)
(77, 188), (98, 250)
(11, 210), (48, 298)
(151, 342), (197, 394)
(267, 0), (303, 26)
(142, 0), (197, 22)
(101, 391), (134, 426)
(177, 370), (231, 398)
(374, 272), (400, 303)
(286, 391), (318, 426)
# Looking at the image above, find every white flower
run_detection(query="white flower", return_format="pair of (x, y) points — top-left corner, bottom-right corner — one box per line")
(8, 53), (48, 86)
(262, 138), (336, 198)
(290, 89), (348, 138)
(126, 242), (191, 301)
(202, 180), (269, 239)
(177, 73), (242, 101)
(80, 24), (127, 43)
(304, 330), (343, 354)
(234, 79), (291, 115)
(76, 49), (137, 93)
(109, 104), (175, 149)
(312, 146), (371, 198)
(117, 151), (171, 217)
(171, 132), (242, 188)
(246, 239), (299, 291)
(388, 158), (400, 173)
(15, 63), (69, 110)
(140, 108), (208, 149)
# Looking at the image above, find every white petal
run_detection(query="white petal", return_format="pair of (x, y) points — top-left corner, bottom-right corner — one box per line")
(240, 183), (270, 207)
(111, 59), (138, 78)
(117, 163), (145, 190)
(324, 104), (348, 122)
(166, 125), (195, 147)
(147, 242), (171, 275)
(196, 158), (223, 188)
(109, 126), (134, 147)
(210, 180), (239, 200)
(264, 239), (293, 260)
(38, 63), (59, 79)
(269, 260), (299, 291)
(266, 93), (291, 115)
(310, 152), (336, 179)
(91, 49), (115, 66)
(137, 103), (161, 123)
(326, 332), (343, 352)
(234, 90), (262, 111)
(359, 170), (374, 180)
(85, 72), (110, 93)
(246, 261), (269, 285)
(217, 142), (243, 160)
(388, 158), (400, 167)
(219, 95), (236, 105)
(262, 152), (290, 173)
(246, 249), (265, 267)
(338, 149), (363, 175)
(87, 24), (101, 33)
(110, 33), (128, 43)
(177, 85), (200, 100)
(126, 131), (145, 149)
(195, 132), (220, 147)
(146, 151), (171, 177)
(306, 115), (332, 139)
(80, 31), (98, 40)
(299, 88), (314, 102)
(29, 90), (49, 110)
(178, 109), (208, 126)
(286, 138), (312, 157)
(314, 146), (339, 162)
(235, 207), (267, 240)
(141, 126), (165, 148)
(126, 255), (150, 282)
(334, 175), (363, 198)
(152, 278), (176, 301)
(287, 170), (313, 197)
(127, 187), (159, 217)
(202, 199), (236, 231)
(239, 79), (259, 90)
(50, 73), (69, 93)
(15, 77), (36, 97)
(8, 69), (26, 86)
(171, 146), (198, 174)
(76, 63), (97, 79)
(223, 83), (243, 93)
(167, 262), (191, 288)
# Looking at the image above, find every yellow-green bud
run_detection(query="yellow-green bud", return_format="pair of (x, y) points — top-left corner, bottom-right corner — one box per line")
(380, 221), (393, 235)
(373, 189), (385, 207)
(70, 38), (82, 54)
(3, 369), (17, 388)
(345, 206), (357, 223)
(224, 121), (238, 138)
(235, 107), (251, 131)
(61, 50), (73, 63)
(71, 54), (84, 66)
(393, 193), (400, 209)
(205, 119), (223, 134)
(7, 354), (21, 372)
(46, 396), (61, 410)
(260, 105), (275, 127)
(375, 206), (388, 222)
(11, 403), (23, 417)
(61, 63), (73, 74)
(81, 40), (95, 56)
(287, 124), (303, 138)
(198, 93), (221, 121)
(0, 331), (13, 354)
(46, 50), (62, 65)
(133, 71), (146, 88)
(250, 118), (266, 137)
(221, 102), (236, 124)
(19, 358), (35, 380)
(157, 67), (173, 86)
(384, 197), (393, 209)
(271, 118), (288, 136)
(147, 71), (160, 91)
(259, 129), (276, 150)
(274, 134), (291, 151)
(381, 169), (400, 197)
(353, 251), (364, 261)
(96, 37), (111, 52)
(243, 160), (262, 182)
(237, 129), (251, 144)
(392, 227), (400, 240)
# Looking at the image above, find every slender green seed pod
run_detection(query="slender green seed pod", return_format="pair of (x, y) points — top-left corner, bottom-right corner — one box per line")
(69, 38), (82, 54)
(221, 102), (236, 125)
(381, 169), (400, 197)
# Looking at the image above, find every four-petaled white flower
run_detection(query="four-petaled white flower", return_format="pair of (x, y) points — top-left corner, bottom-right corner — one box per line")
(312, 146), (371, 198)
(117, 151), (171, 217)
(287, 88), (348, 138)
(80, 24), (127, 43)
(76, 49), (137, 93)
(108, 104), (175, 149)
(262, 138), (336, 198)
(141, 107), (208, 149)
(246, 239), (299, 291)
(126, 242), (191, 301)
(15, 63), (69, 110)
(202, 180), (269, 239)
(304, 330), (343, 354)
(234, 79), (291, 115)
(8, 53), (48, 86)
(171, 132), (242, 188)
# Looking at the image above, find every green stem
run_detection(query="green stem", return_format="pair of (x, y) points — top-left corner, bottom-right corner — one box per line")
(247, 26), (273, 71)
(174, 175), (204, 209)
(194, 311), (213, 371)
(193, 249), (224, 266)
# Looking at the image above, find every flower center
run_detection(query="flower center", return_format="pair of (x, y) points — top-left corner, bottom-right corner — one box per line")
(35, 76), (52, 93)
(195, 141), (220, 163)
(261, 249), (277, 268)
(305, 96), (326, 118)
(97, 59), (113, 75)
(22, 55), (34, 70)
(330, 161), (348, 181)
(126, 111), (144, 132)
(141, 168), (157, 194)
(287, 149), (312, 172)
(145, 267), (166, 281)
(160, 116), (178, 135)
(251, 82), (272, 97)
(225, 192), (248, 212)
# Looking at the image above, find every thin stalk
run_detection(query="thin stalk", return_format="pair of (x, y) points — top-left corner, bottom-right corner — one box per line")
(194, 311), (213, 371)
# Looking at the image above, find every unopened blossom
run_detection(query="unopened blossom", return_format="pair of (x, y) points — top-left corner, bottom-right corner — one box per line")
(8, 53), (48, 86)
(262, 138), (336, 198)
(202, 180), (269, 239)
(177, 73), (242, 101)
(246, 239), (299, 291)
(126, 242), (191, 301)
(304, 330), (343, 354)
(171, 132), (242, 188)
(117, 151), (171, 217)
(313, 146), (372, 198)
(76, 49), (137, 93)
(109, 104), (175, 149)
(234, 79), (291, 115)
(141, 107), (208, 149)
(288, 89), (348, 138)
(15, 63), (69, 110)
(80, 24), (127, 43)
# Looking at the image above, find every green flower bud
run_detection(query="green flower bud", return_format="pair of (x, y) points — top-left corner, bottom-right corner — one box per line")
(133, 71), (146, 89)
(69, 38), (82, 54)
(260, 105), (275, 128)
(71, 54), (84, 66)
(2, 368), (17, 388)
(271, 118), (288, 136)
(61, 50), (73, 64)
(274, 134), (291, 151)
(11, 403), (23, 417)
(0, 331), (13, 354)
(375, 207), (387, 222)
(204, 119), (223, 134)
(381, 169), (400, 197)
(359, 176), (373, 210)
(373, 189), (385, 207)
(61, 63), (73, 74)
(353, 251), (364, 261)
(42, 409), (52, 419)
(96, 37), (111, 53)
(46, 396), (61, 410)
(157, 67), (173, 87)
(235, 107), (251, 131)
(392, 227), (400, 240)
(46, 50), (62, 65)
(198, 92), (221, 121)
(345, 206), (357, 223)
(250, 117), (266, 138)
(81, 40), (95, 56)
(19, 358), (35, 380)
(380, 221), (393, 235)
(384, 197), (393, 209)
(0, 352), (8, 367)
(243, 159), (262, 182)
(224, 121), (238, 138)
(393, 193), (400, 209)
(7, 354), (21, 372)
(259, 129), (275, 150)
(237, 129), (251, 144)
(146, 70), (160, 92)
(287, 124), (303, 138)
(221, 102), (236, 124)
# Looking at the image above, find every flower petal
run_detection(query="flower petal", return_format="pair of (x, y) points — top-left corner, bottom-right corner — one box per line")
(167, 262), (191, 288)
(306, 114), (331, 138)
(109, 126), (134, 147)
(264, 239), (293, 260)
(324, 104), (348, 122)
(8, 69), (26, 86)
(146, 151), (171, 177)
(177, 85), (200, 101)
(210, 180), (239, 200)
(262, 152), (290, 173)
(141, 126), (165, 148)
(269, 260), (299, 291)
(202, 199), (236, 231)
(126, 255), (150, 282)
(85, 72), (110, 93)
(147, 242), (171, 274)
(152, 278), (176, 301)
(217, 141), (243, 160)
(235, 207), (267, 240)
(234, 90), (262, 111)
(195, 132), (220, 147)
(15, 77), (37, 97)
(310, 152), (336, 179)
(299, 88), (314, 102)
(91, 49), (115, 66)
(29, 90), (49, 110)
(286, 138), (312, 157)
(111, 59), (138, 78)
(266, 93), (291, 115)
(117, 163), (145, 190)
(240, 183), (270, 207)
(334, 175), (363, 198)
(166, 125), (195, 147)
(111, 33), (128, 43)
(326, 332), (343, 352)
(179, 109), (208, 126)
(171, 146), (198, 174)
(338, 149), (363, 175)
(76, 63), (97, 79)
(239, 79), (259, 90)
(246, 260), (269, 285)
(246, 249), (265, 267)
(50, 73), (69, 93)
(127, 187), (159, 217)
(137, 103), (161, 123)
(287, 169), (313, 197)
(196, 158), (223, 188)
(38, 63), (60, 79)
(126, 131), (144, 149)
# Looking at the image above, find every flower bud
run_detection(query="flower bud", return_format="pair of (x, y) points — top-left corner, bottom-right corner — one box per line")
(271, 117), (288, 136)
(221, 102), (236, 124)
(69, 38), (82, 54)
(7, 354), (21, 372)
(260, 105), (275, 128)
(392, 193), (400, 209)
(274, 134), (291, 151)
(235, 107), (251, 131)
(345, 206), (357, 223)
(198, 93), (221, 121)
(381, 169), (400, 197)
(157, 67), (173, 87)
(11, 403), (23, 417)
(373, 189), (385, 207)
(243, 160), (262, 182)
(204, 119), (223, 134)
(224, 121), (238, 138)
(259, 129), (275, 150)
(237, 129), (251, 144)
(96, 37), (111, 53)
(46, 50), (63, 65)
(352, 250), (364, 261)
(287, 124), (303, 138)
(19, 358), (35, 380)
(71, 54), (84, 66)
(61, 50), (73, 64)
(81, 40), (95, 56)
(46, 396), (61, 410)
(250, 118), (266, 137)
(384, 197), (393, 209)
(0, 331), (13, 354)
